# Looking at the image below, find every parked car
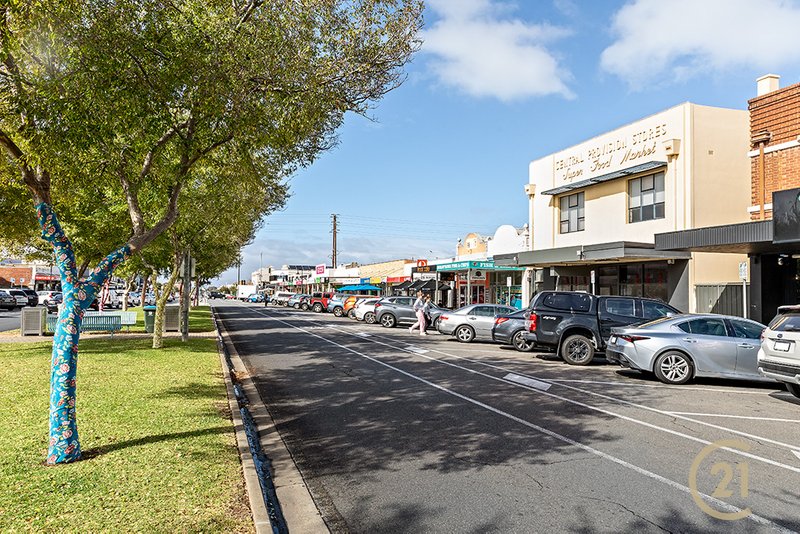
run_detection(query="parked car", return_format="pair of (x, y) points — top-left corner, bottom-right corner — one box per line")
(491, 309), (538, 352)
(7, 289), (30, 308)
(20, 288), (39, 307)
(375, 296), (445, 329)
(438, 304), (518, 343)
(344, 295), (375, 318)
(0, 290), (16, 311)
(326, 294), (347, 316)
(309, 292), (336, 313)
(606, 314), (770, 385)
(758, 305), (800, 399)
(271, 291), (296, 306)
(208, 291), (225, 299)
(127, 291), (141, 306)
(354, 298), (381, 323)
(247, 293), (265, 303)
(285, 293), (308, 308)
(522, 291), (681, 365)
(38, 291), (63, 313)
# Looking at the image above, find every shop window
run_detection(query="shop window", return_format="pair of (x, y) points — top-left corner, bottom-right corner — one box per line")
(643, 263), (668, 302)
(619, 264), (643, 296)
(628, 172), (665, 223)
(560, 192), (585, 234)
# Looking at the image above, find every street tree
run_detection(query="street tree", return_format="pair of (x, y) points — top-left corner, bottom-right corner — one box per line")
(0, 0), (422, 464)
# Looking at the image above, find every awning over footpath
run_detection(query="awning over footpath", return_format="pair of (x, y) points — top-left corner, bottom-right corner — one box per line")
(654, 220), (800, 254)
(494, 241), (690, 268)
(408, 279), (450, 291)
(541, 161), (667, 196)
(392, 280), (413, 290)
(337, 284), (381, 292)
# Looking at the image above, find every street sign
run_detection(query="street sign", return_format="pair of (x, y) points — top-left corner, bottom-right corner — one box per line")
(739, 261), (747, 281)
(9, 277), (14, 284)
(506, 276), (512, 287)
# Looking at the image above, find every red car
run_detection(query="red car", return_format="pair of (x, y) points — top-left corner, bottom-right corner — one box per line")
(309, 292), (335, 313)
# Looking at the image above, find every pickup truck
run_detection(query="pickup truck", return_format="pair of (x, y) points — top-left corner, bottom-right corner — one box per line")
(522, 291), (680, 365)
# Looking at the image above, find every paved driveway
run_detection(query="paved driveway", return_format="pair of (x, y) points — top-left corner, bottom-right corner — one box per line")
(216, 301), (800, 533)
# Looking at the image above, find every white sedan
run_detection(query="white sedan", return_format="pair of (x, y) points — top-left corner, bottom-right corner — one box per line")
(354, 298), (381, 324)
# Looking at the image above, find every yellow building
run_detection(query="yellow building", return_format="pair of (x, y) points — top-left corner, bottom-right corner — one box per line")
(498, 102), (751, 313)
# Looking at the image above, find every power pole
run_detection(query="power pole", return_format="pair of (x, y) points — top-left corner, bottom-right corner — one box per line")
(331, 213), (338, 267)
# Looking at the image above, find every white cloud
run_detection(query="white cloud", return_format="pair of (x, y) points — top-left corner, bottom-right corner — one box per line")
(421, 0), (574, 101)
(601, 0), (800, 87)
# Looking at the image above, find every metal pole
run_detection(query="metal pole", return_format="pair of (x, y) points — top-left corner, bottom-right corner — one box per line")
(181, 250), (190, 342)
(467, 269), (471, 306)
(743, 280), (748, 319)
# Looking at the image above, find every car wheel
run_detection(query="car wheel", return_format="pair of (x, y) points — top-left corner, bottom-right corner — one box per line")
(654, 351), (694, 385)
(348, 309), (356, 319)
(512, 330), (535, 352)
(293, 303), (300, 309)
(365, 312), (376, 324)
(380, 313), (396, 328)
(333, 307), (343, 317)
(785, 383), (800, 399)
(432, 317), (441, 330)
(561, 334), (595, 365)
(301, 303), (309, 311)
(312, 303), (323, 313)
(455, 325), (475, 343)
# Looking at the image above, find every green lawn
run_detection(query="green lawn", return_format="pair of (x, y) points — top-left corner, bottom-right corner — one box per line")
(124, 305), (216, 333)
(0, 335), (252, 532)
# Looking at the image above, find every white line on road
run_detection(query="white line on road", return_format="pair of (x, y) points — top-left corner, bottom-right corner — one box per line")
(666, 412), (800, 423)
(247, 309), (794, 533)
(548, 378), (776, 395)
(503, 373), (552, 391)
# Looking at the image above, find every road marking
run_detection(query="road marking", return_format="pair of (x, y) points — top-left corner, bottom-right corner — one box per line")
(251, 308), (800, 470)
(503, 373), (552, 391)
(548, 379), (775, 395)
(667, 412), (800, 423)
(244, 309), (793, 533)
(405, 346), (429, 354)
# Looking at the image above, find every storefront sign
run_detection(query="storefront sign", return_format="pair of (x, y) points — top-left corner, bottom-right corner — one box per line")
(35, 274), (60, 282)
(773, 187), (800, 244)
(370, 276), (383, 284)
(387, 276), (410, 284)
(334, 277), (361, 285)
(437, 260), (523, 272)
(315, 264), (326, 275)
(412, 265), (437, 273)
(416, 259), (428, 268)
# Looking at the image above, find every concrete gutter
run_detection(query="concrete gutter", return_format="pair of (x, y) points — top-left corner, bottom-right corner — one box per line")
(214, 307), (329, 533)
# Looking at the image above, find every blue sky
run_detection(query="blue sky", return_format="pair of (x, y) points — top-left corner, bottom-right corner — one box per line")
(218, 0), (800, 284)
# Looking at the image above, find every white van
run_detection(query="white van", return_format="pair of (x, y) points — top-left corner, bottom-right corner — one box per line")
(271, 291), (296, 306)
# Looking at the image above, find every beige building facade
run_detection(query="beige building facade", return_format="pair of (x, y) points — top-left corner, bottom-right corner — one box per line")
(500, 102), (751, 312)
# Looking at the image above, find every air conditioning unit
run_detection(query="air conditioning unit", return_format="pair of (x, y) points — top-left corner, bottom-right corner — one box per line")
(663, 138), (681, 157)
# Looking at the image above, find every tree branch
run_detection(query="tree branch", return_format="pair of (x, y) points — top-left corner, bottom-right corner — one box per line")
(0, 129), (51, 204)
(126, 181), (183, 253)
(185, 134), (234, 171)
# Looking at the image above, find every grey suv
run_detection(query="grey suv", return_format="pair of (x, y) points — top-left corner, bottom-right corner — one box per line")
(375, 296), (445, 329)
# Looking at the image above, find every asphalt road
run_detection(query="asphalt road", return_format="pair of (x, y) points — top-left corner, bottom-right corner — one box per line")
(216, 301), (800, 534)
(0, 308), (21, 332)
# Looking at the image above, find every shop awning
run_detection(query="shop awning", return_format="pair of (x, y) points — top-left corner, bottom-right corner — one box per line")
(409, 279), (449, 291)
(653, 220), (799, 254)
(392, 280), (413, 290)
(494, 241), (690, 268)
(337, 284), (381, 292)
(541, 161), (667, 196)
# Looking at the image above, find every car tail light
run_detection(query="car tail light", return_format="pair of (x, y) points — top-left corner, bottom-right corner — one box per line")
(375, 302), (382, 309)
(440, 315), (449, 321)
(528, 313), (537, 332)
(619, 335), (649, 343)
(495, 317), (509, 325)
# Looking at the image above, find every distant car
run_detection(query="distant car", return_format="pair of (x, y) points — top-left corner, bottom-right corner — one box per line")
(7, 289), (30, 308)
(286, 293), (310, 309)
(38, 291), (63, 313)
(19, 288), (39, 307)
(375, 296), (445, 329)
(247, 293), (265, 303)
(208, 291), (225, 299)
(344, 295), (375, 318)
(758, 305), (800, 399)
(491, 309), (537, 352)
(606, 314), (771, 385)
(309, 292), (336, 313)
(0, 290), (16, 311)
(354, 298), (381, 323)
(437, 304), (518, 343)
(326, 294), (347, 316)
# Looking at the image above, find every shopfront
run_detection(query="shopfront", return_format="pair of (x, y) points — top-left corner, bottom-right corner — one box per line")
(436, 260), (525, 307)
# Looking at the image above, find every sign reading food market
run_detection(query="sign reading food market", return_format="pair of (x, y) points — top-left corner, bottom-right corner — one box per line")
(554, 118), (675, 183)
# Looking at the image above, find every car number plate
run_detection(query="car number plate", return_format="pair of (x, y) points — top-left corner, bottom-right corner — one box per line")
(609, 335), (617, 345)
(774, 340), (792, 352)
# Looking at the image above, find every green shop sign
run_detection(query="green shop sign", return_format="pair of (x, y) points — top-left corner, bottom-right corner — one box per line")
(436, 260), (523, 272)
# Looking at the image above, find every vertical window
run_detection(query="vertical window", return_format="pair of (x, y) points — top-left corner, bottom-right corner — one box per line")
(628, 172), (665, 223)
(560, 192), (585, 233)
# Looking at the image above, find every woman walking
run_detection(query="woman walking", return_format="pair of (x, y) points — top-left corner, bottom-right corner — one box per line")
(409, 291), (427, 335)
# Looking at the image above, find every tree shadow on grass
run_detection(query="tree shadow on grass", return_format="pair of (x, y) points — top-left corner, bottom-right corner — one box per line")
(81, 425), (231, 460)
(152, 382), (222, 400)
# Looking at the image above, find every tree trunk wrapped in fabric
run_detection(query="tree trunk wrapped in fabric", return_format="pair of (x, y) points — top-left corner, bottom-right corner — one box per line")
(38, 204), (129, 464)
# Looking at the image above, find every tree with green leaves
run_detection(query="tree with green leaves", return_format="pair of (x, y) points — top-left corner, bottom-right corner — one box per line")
(0, 0), (422, 464)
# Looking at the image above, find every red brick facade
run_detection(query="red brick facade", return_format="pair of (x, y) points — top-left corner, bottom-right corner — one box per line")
(749, 82), (800, 220)
(0, 266), (33, 288)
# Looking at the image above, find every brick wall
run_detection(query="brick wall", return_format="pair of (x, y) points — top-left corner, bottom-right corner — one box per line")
(749, 81), (800, 220)
(0, 266), (34, 288)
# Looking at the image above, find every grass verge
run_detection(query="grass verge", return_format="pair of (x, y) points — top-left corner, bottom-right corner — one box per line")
(124, 305), (216, 333)
(0, 335), (252, 532)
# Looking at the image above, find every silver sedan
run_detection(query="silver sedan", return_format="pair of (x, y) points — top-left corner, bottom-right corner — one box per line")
(606, 314), (775, 385)
(438, 304), (518, 343)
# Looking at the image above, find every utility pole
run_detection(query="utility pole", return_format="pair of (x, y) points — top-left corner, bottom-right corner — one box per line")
(331, 213), (338, 267)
